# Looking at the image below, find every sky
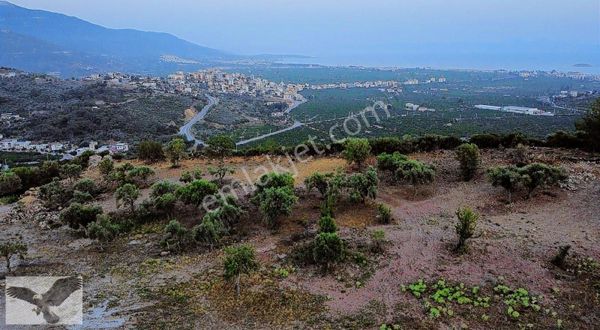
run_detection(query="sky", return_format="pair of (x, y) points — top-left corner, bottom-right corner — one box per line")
(8, 0), (600, 70)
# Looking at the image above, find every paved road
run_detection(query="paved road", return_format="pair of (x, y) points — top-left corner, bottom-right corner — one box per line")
(178, 95), (218, 146)
(236, 120), (304, 146)
(236, 97), (308, 146)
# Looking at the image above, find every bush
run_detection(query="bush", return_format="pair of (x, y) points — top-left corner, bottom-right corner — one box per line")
(150, 181), (178, 199)
(394, 159), (435, 196)
(153, 193), (177, 214)
(60, 164), (83, 182)
(342, 138), (372, 167)
(455, 143), (481, 181)
(72, 190), (94, 204)
(304, 172), (334, 197)
(60, 203), (103, 230)
(0, 241), (27, 273)
(223, 244), (259, 296)
(487, 163), (566, 202)
(455, 207), (479, 252)
(98, 157), (114, 177)
(312, 232), (345, 269)
(318, 215), (338, 233)
(176, 179), (219, 207)
(86, 214), (122, 244)
(258, 187), (298, 228)
(519, 163), (566, 198)
(487, 166), (522, 203)
(0, 171), (22, 197)
(180, 168), (203, 183)
(126, 166), (155, 186)
(193, 213), (226, 248)
(208, 165), (235, 185)
(115, 183), (140, 214)
(376, 152), (408, 173)
(377, 203), (392, 224)
(345, 167), (379, 203)
(254, 172), (295, 196)
(73, 178), (98, 196)
(39, 179), (72, 209)
(12, 166), (41, 190)
(137, 140), (165, 163)
(160, 220), (191, 252)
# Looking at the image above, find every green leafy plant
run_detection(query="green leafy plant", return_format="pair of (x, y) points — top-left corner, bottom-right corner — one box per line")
(455, 143), (481, 181)
(342, 138), (372, 168)
(455, 207), (479, 252)
(115, 183), (140, 214)
(487, 166), (522, 203)
(60, 203), (103, 230)
(164, 138), (187, 168)
(258, 187), (298, 228)
(377, 203), (392, 224)
(312, 232), (345, 270)
(223, 244), (259, 296)
(137, 140), (165, 163)
(160, 220), (191, 252)
(0, 171), (22, 197)
(345, 167), (379, 203)
(318, 215), (338, 233)
(175, 179), (219, 208)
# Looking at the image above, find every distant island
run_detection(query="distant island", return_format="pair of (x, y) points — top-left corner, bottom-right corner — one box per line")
(574, 63), (593, 68)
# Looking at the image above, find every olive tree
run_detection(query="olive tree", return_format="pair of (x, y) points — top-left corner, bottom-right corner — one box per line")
(342, 138), (371, 168)
(164, 138), (187, 168)
(487, 166), (522, 203)
(223, 244), (259, 297)
(258, 187), (298, 228)
(115, 183), (140, 214)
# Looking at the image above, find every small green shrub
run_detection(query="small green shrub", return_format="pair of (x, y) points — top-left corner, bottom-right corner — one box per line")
(318, 215), (338, 233)
(455, 143), (481, 181)
(0, 171), (22, 197)
(60, 203), (103, 229)
(160, 220), (191, 252)
(313, 232), (345, 269)
(175, 179), (219, 208)
(377, 203), (392, 224)
(455, 207), (479, 252)
(115, 183), (140, 214)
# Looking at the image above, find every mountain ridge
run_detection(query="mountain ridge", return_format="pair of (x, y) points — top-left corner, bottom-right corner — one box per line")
(0, 1), (233, 76)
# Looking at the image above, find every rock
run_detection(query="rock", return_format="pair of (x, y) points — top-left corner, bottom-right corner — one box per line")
(68, 238), (95, 249)
(160, 251), (170, 257)
(128, 240), (142, 246)
(88, 155), (103, 167)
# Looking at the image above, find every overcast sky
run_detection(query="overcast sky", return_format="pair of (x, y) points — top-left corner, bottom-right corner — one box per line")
(8, 0), (600, 68)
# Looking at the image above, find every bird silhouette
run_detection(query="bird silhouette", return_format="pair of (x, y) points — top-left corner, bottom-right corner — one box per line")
(7, 276), (82, 324)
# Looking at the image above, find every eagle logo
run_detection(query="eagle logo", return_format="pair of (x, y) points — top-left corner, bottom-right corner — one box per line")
(6, 276), (82, 324)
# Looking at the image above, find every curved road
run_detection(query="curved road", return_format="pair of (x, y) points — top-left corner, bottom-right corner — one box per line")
(236, 97), (308, 146)
(178, 95), (218, 146)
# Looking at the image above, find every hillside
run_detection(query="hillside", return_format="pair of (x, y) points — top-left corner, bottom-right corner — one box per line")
(0, 1), (233, 76)
(0, 147), (598, 328)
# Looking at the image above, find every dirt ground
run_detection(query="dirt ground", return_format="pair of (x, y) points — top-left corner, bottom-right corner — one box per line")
(0, 148), (599, 329)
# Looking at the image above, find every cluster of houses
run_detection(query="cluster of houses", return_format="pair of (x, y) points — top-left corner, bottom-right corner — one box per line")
(405, 103), (436, 112)
(0, 137), (129, 160)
